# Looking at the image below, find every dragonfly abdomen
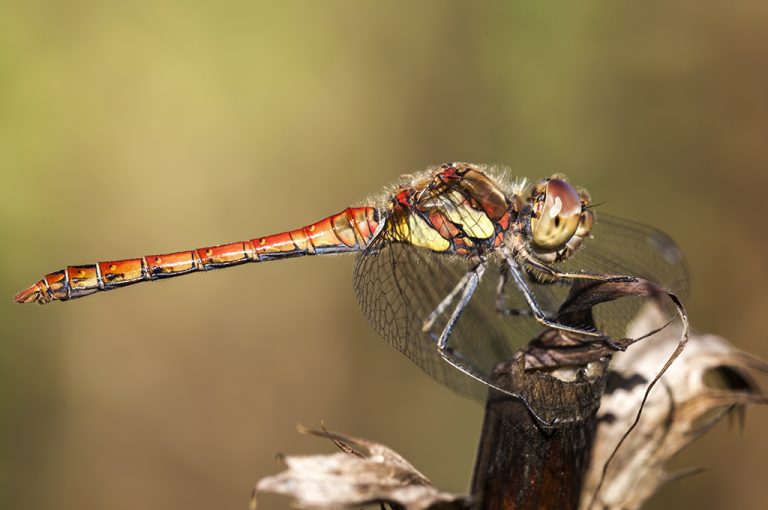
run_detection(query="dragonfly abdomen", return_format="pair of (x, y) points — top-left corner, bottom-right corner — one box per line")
(14, 207), (381, 304)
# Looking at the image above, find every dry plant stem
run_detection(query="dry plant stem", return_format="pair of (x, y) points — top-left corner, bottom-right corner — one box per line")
(470, 358), (606, 510)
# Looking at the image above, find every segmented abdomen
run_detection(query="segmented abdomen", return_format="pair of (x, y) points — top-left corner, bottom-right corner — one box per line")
(14, 207), (381, 304)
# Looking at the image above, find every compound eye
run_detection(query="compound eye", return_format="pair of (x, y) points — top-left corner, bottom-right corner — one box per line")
(531, 179), (582, 251)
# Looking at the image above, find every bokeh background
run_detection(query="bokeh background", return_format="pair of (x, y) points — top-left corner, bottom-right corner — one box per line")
(2, 2), (767, 509)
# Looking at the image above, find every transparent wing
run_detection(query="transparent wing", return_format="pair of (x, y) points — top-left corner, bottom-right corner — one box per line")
(353, 212), (689, 400)
(353, 227), (567, 400)
(563, 213), (689, 296)
(557, 213), (690, 338)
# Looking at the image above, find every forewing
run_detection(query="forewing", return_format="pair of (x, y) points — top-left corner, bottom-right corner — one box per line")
(558, 213), (690, 338)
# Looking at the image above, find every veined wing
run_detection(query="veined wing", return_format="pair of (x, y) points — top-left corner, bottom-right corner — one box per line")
(557, 213), (690, 339)
(568, 213), (689, 296)
(353, 227), (568, 400)
(353, 211), (689, 400)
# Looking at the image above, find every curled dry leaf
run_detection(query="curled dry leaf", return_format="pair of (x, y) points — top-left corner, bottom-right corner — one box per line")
(252, 427), (467, 510)
(521, 277), (684, 370)
(581, 304), (768, 510)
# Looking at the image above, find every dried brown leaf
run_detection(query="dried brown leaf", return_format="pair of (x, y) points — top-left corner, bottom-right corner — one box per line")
(581, 304), (768, 510)
(252, 428), (467, 510)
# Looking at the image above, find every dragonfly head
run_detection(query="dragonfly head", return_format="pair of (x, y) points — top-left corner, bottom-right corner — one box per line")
(527, 176), (594, 262)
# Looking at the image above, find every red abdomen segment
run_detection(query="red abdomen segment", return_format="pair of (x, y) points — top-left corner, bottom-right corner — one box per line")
(14, 207), (381, 304)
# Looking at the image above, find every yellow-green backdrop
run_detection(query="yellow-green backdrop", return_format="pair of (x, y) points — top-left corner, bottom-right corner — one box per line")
(2, 2), (767, 509)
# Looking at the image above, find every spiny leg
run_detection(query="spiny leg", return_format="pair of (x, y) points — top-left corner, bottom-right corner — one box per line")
(522, 255), (637, 284)
(494, 266), (533, 317)
(433, 262), (485, 352)
(422, 271), (473, 333)
(438, 343), (557, 430)
(503, 255), (603, 338)
(423, 262), (556, 429)
(498, 264), (617, 347)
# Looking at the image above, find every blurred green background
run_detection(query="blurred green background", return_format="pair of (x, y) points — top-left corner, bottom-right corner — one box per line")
(2, 2), (767, 509)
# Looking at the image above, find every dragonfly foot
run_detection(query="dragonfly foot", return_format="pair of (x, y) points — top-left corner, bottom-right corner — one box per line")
(601, 336), (627, 351)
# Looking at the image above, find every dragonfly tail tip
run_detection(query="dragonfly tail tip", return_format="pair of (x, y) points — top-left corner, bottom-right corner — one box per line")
(13, 283), (50, 305)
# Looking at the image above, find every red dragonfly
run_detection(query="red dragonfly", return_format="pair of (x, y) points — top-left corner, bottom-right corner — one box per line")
(15, 163), (688, 403)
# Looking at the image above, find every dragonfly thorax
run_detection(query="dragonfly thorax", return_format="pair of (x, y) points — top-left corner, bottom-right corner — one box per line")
(385, 163), (514, 255)
(384, 164), (593, 266)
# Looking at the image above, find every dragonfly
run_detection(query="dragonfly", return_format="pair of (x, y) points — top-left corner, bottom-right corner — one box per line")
(14, 162), (688, 404)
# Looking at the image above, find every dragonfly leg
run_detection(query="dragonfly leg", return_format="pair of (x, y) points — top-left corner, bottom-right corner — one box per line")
(523, 255), (637, 283)
(422, 271), (473, 333)
(427, 263), (557, 430)
(494, 267), (533, 317)
(433, 263), (486, 351)
(438, 347), (558, 430)
(505, 257), (603, 338)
